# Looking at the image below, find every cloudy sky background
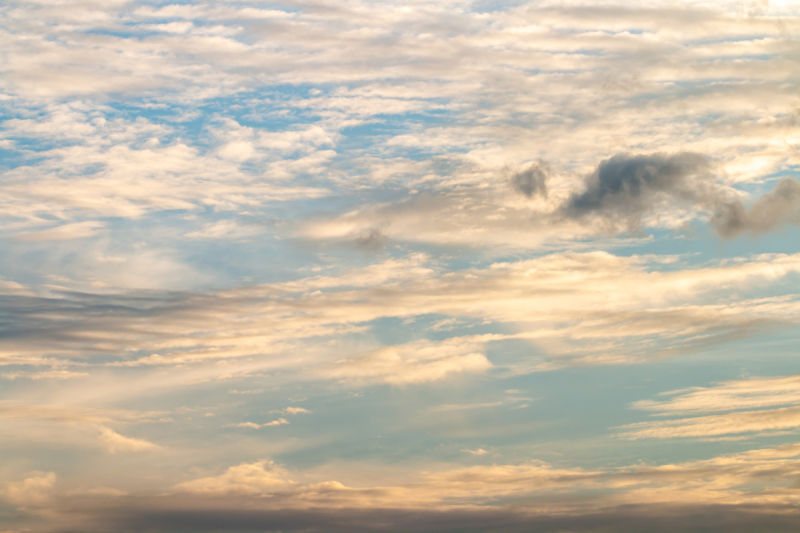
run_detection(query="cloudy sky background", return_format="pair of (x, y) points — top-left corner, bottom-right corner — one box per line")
(2, 0), (800, 531)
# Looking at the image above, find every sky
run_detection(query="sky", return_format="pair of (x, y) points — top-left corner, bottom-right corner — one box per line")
(1, 0), (800, 532)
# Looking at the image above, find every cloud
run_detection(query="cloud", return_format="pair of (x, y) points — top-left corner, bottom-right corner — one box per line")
(229, 419), (289, 428)
(13, 221), (106, 242)
(556, 152), (800, 238)
(323, 340), (492, 386)
(2, 251), (800, 376)
(462, 448), (488, 455)
(510, 161), (549, 198)
(2, 3), (800, 533)
(560, 152), (714, 230)
(21, 442), (800, 531)
(618, 406), (800, 440)
(353, 228), (389, 251)
(3, 472), (56, 507)
(262, 418), (290, 427)
(633, 374), (800, 415)
(0, 405), (163, 453)
(0, 108), (329, 227)
(174, 461), (294, 495)
(2, 370), (89, 380)
(230, 422), (261, 429)
(184, 220), (266, 240)
(28, 499), (800, 533)
(283, 407), (311, 415)
(712, 178), (800, 237)
(98, 426), (161, 453)
(620, 374), (800, 439)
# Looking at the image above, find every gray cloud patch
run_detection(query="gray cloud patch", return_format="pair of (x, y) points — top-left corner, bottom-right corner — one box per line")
(561, 152), (800, 238)
(30, 495), (800, 533)
(353, 228), (388, 251)
(712, 178), (800, 238)
(511, 161), (549, 198)
(561, 152), (711, 230)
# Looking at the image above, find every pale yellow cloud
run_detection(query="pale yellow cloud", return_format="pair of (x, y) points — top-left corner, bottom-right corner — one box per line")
(167, 440), (800, 511)
(323, 340), (492, 386)
(2, 370), (89, 380)
(98, 426), (161, 453)
(2, 251), (798, 380)
(0, 405), (163, 453)
(634, 374), (800, 415)
(283, 407), (311, 415)
(174, 461), (294, 494)
(3, 472), (56, 508)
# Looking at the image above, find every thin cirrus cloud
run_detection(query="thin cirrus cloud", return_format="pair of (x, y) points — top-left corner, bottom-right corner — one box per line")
(619, 375), (800, 440)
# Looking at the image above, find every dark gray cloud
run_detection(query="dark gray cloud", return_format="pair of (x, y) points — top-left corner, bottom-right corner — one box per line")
(561, 152), (712, 230)
(32, 495), (800, 533)
(561, 153), (800, 238)
(712, 178), (800, 238)
(511, 161), (549, 198)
